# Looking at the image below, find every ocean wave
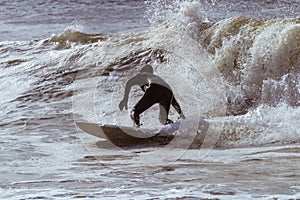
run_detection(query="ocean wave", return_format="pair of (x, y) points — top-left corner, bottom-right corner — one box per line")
(1, 0), (299, 147)
(198, 16), (300, 115)
(215, 103), (300, 147)
(50, 29), (106, 49)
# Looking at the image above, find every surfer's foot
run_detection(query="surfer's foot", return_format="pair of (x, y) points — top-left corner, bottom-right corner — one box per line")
(132, 120), (142, 128)
(134, 123), (142, 128)
(165, 119), (173, 125)
(130, 110), (141, 128)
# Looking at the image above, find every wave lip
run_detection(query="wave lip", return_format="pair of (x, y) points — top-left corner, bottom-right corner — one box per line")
(198, 16), (300, 115)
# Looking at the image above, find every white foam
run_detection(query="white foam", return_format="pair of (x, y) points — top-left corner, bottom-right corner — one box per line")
(218, 104), (300, 147)
(145, 0), (208, 30)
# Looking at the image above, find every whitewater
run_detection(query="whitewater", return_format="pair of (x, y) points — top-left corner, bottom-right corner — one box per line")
(0, 0), (299, 199)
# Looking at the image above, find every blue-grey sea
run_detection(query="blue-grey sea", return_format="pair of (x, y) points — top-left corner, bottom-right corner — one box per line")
(0, 0), (299, 199)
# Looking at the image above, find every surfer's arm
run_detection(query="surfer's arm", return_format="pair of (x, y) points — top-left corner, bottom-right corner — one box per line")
(123, 75), (140, 99)
(119, 78), (134, 111)
(119, 74), (146, 111)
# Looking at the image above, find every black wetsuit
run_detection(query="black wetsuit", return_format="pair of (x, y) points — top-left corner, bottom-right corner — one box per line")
(131, 83), (183, 126)
(119, 66), (185, 126)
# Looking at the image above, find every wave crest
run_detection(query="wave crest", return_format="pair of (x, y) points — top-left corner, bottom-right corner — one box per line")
(50, 29), (106, 49)
(198, 16), (300, 114)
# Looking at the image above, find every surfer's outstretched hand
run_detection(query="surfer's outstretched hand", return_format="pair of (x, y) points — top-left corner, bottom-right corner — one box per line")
(118, 99), (128, 111)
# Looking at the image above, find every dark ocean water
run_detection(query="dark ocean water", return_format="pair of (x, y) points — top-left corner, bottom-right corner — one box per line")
(1, 0), (299, 41)
(0, 0), (147, 41)
(0, 0), (299, 199)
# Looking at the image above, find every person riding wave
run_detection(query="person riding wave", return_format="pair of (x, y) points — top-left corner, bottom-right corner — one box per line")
(118, 64), (185, 127)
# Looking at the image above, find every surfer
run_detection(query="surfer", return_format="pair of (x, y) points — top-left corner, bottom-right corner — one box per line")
(118, 64), (186, 127)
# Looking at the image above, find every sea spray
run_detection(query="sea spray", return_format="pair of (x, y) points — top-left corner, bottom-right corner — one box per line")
(144, 0), (209, 39)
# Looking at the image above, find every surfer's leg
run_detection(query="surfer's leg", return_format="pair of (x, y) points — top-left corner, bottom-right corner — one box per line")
(171, 96), (182, 115)
(159, 90), (173, 125)
(159, 102), (172, 125)
(131, 89), (158, 126)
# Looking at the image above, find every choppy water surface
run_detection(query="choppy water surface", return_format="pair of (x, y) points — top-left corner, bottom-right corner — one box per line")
(0, 0), (299, 199)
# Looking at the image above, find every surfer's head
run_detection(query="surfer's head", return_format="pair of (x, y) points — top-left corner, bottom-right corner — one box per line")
(139, 64), (153, 74)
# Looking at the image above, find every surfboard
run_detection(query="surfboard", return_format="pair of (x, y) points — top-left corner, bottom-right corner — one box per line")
(76, 118), (209, 148)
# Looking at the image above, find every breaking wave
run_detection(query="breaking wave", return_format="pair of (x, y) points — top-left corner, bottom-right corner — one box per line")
(1, 0), (299, 148)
